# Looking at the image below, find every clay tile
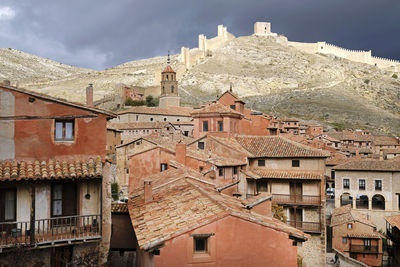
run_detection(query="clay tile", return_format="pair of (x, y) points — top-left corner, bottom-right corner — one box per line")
(75, 160), (82, 177)
(34, 160), (41, 178)
(95, 157), (102, 176)
(82, 161), (88, 177)
(19, 161), (26, 179)
(87, 158), (94, 177)
(48, 160), (55, 178)
(4, 161), (11, 180)
(11, 161), (18, 179)
(26, 161), (34, 178)
(62, 161), (69, 178)
(41, 161), (48, 179)
(0, 163), (3, 180)
(69, 162), (76, 178)
(55, 161), (62, 178)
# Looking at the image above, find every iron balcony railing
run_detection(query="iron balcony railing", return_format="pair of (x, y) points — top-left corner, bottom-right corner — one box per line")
(272, 194), (321, 205)
(0, 214), (101, 248)
(286, 220), (321, 233)
(350, 245), (379, 254)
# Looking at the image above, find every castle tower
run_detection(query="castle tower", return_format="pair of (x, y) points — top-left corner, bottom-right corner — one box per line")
(159, 53), (181, 108)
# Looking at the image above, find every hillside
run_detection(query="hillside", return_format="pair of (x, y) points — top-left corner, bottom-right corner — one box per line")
(1, 35), (400, 135)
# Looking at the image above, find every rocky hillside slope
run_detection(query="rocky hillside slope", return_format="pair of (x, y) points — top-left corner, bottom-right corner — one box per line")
(1, 35), (400, 135)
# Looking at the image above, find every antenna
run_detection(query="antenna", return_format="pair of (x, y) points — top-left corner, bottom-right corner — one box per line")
(167, 51), (170, 65)
(230, 82), (233, 92)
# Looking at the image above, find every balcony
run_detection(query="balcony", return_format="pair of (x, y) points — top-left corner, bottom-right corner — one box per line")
(272, 194), (321, 205)
(0, 214), (101, 248)
(287, 220), (321, 233)
(350, 245), (379, 254)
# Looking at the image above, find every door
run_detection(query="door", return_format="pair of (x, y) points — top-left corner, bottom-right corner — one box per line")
(289, 208), (302, 228)
(290, 182), (303, 202)
(52, 246), (73, 267)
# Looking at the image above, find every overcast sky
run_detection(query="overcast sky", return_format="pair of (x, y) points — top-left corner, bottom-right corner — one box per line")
(0, 0), (399, 70)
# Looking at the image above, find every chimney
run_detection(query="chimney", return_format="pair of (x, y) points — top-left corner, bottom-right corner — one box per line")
(175, 143), (187, 165)
(235, 100), (244, 114)
(86, 83), (94, 106)
(144, 180), (153, 203)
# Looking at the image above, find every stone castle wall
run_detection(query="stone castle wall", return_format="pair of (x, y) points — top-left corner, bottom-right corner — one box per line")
(289, 40), (400, 71)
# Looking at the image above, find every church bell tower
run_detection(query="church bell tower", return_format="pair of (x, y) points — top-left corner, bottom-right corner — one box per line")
(159, 52), (180, 108)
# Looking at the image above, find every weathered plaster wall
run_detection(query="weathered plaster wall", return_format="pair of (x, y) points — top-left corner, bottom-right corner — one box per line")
(0, 89), (15, 160)
(249, 158), (326, 172)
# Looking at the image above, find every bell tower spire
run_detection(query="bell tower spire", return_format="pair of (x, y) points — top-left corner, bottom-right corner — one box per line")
(159, 51), (180, 108)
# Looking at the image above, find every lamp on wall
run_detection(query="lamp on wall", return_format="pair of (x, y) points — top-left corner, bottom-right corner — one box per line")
(85, 182), (91, 199)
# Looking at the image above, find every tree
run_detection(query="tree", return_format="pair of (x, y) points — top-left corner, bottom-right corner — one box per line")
(272, 202), (287, 223)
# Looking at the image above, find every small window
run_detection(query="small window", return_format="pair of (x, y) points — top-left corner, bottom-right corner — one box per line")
(184, 131), (189, 136)
(217, 121), (223, 132)
(136, 115), (139, 121)
(364, 239), (371, 247)
(198, 142), (205, 150)
(199, 167), (204, 172)
(331, 170), (335, 179)
(292, 160), (300, 167)
(150, 118), (154, 121)
(160, 163), (168, 172)
(233, 167), (238, 175)
(218, 168), (223, 177)
(359, 179), (366, 190)
(55, 120), (74, 141)
(194, 237), (208, 253)
(258, 160), (265, 167)
(0, 188), (16, 222)
(342, 237), (347, 244)
(343, 179), (350, 189)
(230, 105), (236, 110)
(164, 118), (167, 121)
(126, 168), (129, 174)
(171, 85), (174, 93)
(202, 121), (209, 132)
(375, 180), (382, 191)
(347, 223), (353, 229)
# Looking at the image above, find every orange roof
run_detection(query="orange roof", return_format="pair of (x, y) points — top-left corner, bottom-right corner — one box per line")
(0, 157), (102, 181)
(162, 65), (175, 73)
(326, 152), (348, 165)
(128, 177), (308, 250)
(190, 102), (243, 117)
(235, 135), (330, 158)
(373, 135), (399, 146)
(118, 106), (192, 117)
(250, 168), (324, 180)
(347, 233), (381, 239)
(334, 159), (400, 172)
(386, 215), (400, 229)
(331, 205), (375, 228)
(108, 121), (173, 130)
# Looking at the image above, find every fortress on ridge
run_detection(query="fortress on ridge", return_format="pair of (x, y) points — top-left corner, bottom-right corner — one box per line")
(180, 22), (400, 73)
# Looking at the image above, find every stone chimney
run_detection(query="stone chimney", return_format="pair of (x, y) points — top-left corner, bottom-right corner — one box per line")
(144, 180), (153, 203)
(175, 143), (187, 165)
(234, 100), (245, 114)
(86, 83), (94, 106)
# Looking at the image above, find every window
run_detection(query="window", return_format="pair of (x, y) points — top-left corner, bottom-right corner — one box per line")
(171, 86), (174, 93)
(257, 180), (268, 193)
(199, 167), (204, 172)
(164, 118), (167, 121)
(343, 179), (350, 189)
(218, 168), (223, 177)
(150, 118), (153, 121)
(202, 121), (208, 132)
(230, 105), (236, 110)
(0, 188), (16, 222)
(331, 170), (335, 179)
(292, 160), (300, 167)
(375, 180), (382, 191)
(342, 237), (347, 244)
(217, 121), (223, 132)
(136, 115), (139, 121)
(233, 167), (238, 175)
(51, 183), (77, 217)
(359, 179), (366, 190)
(160, 163), (168, 172)
(55, 120), (74, 141)
(184, 131), (189, 136)
(198, 142), (205, 150)
(194, 237), (208, 253)
(364, 239), (371, 248)
(258, 160), (265, 167)
(347, 223), (353, 229)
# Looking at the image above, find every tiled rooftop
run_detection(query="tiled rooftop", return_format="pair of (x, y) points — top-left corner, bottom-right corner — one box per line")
(334, 159), (400, 172)
(347, 233), (381, 239)
(373, 135), (399, 146)
(326, 152), (349, 165)
(108, 122), (173, 130)
(235, 135), (330, 158)
(0, 157), (102, 181)
(129, 176), (308, 250)
(331, 205), (375, 228)
(118, 106), (192, 116)
(162, 65), (175, 73)
(386, 214), (400, 229)
(190, 102), (243, 117)
(250, 168), (324, 180)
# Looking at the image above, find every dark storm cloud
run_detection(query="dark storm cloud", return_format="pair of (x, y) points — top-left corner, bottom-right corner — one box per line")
(0, 0), (399, 70)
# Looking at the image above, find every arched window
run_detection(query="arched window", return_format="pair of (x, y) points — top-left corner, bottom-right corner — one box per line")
(171, 86), (174, 93)
(162, 86), (165, 94)
(356, 195), (368, 209)
(166, 74), (169, 80)
(340, 193), (353, 207)
(372, 194), (385, 210)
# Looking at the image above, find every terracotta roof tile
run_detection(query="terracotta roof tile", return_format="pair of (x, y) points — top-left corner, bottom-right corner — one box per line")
(108, 121), (173, 130)
(347, 233), (381, 239)
(331, 205), (375, 228)
(129, 177), (308, 250)
(326, 152), (349, 165)
(190, 102), (243, 117)
(373, 135), (399, 146)
(235, 135), (330, 158)
(162, 65), (175, 73)
(250, 168), (324, 180)
(118, 106), (192, 116)
(334, 159), (400, 172)
(386, 215), (400, 229)
(0, 157), (102, 181)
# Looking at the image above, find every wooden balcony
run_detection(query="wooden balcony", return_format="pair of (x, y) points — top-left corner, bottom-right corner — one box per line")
(272, 194), (321, 205)
(0, 214), (101, 248)
(286, 220), (321, 233)
(350, 245), (379, 254)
